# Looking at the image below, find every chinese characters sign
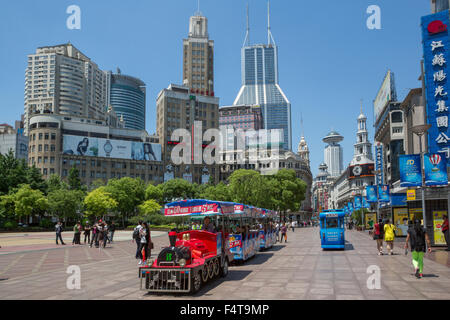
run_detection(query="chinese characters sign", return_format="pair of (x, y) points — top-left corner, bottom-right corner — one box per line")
(422, 10), (450, 165)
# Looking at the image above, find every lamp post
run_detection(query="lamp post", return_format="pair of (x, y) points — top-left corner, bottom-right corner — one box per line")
(411, 124), (431, 233)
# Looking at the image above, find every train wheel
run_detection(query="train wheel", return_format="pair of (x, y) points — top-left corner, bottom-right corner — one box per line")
(201, 264), (209, 283)
(191, 271), (202, 293)
(213, 258), (220, 277)
(220, 258), (229, 277)
(207, 261), (214, 279)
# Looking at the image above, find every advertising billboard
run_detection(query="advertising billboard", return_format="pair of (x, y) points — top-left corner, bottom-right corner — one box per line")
(365, 212), (376, 229)
(347, 163), (375, 180)
(393, 208), (409, 236)
(362, 197), (370, 209)
(374, 70), (397, 123)
(421, 10), (450, 165)
(378, 185), (390, 202)
(366, 186), (378, 203)
(399, 154), (422, 187)
(424, 153), (448, 186)
(63, 135), (162, 161)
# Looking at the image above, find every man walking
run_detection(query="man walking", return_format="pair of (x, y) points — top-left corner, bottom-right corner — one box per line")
(108, 221), (116, 243)
(55, 221), (65, 245)
(133, 221), (143, 262)
(442, 215), (449, 251)
(405, 219), (432, 278)
(373, 219), (384, 255)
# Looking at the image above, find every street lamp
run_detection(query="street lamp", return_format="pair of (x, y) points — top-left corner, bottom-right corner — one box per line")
(411, 124), (432, 233)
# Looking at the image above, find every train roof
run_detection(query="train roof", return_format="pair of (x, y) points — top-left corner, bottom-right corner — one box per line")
(319, 210), (346, 219)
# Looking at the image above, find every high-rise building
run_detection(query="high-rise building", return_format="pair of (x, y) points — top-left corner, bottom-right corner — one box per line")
(182, 13), (214, 96)
(431, 0), (450, 13)
(0, 123), (28, 160)
(233, 2), (292, 150)
(24, 43), (108, 136)
(219, 105), (263, 131)
(323, 130), (344, 177)
(156, 84), (219, 184)
(107, 69), (146, 131)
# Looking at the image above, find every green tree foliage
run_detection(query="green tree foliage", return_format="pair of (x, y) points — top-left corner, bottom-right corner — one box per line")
(48, 188), (84, 220)
(68, 166), (82, 191)
(10, 184), (48, 218)
(105, 177), (145, 223)
(84, 187), (117, 218)
(0, 151), (47, 195)
(228, 170), (268, 207)
(145, 184), (163, 204)
(267, 169), (307, 213)
(159, 179), (200, 203)
(46, 174), (67, 193)
(200, 182), (232, 202)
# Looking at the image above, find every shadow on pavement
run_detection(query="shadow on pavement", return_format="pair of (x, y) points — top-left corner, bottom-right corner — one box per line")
(268, 244), (286, 251)
(344, 242), (354, 251)
(238, 253), (274, 266)
(421, 274), (439, 278)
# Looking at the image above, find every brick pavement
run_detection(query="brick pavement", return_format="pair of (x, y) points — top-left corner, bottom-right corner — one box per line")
(0, 228), (449, 300)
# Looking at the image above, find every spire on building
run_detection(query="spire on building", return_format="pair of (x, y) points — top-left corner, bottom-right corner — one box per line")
(351, 101), (373, 165)
(243, 3), (250, 47)
(267, 1), (276, 46)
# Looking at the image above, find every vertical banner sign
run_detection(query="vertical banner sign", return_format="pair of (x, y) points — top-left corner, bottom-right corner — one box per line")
(354, 196), (362, 210)
(362, 196), (370, 209)
(375, 144), (384, 185)
(366, 185), (378, 203)
(348, 202), (354, 213)
(399, 154), (422, 187)
(424, 153), (449, 186)
(378, 185), (390, 202)
(421, 10), (450, 165)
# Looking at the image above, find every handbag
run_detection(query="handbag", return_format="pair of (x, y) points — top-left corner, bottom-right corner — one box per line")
(150, 241), (154, 250)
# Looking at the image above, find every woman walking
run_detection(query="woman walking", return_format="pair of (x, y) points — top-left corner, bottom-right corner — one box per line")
(373, 219), (384, 255)
(280, 223), (287, 243)
(384, 219), (397, 255)
(138, 222), (149, 265)
(404, 219), (432, 278)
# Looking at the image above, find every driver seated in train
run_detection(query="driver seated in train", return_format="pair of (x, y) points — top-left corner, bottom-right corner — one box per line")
(202, 217), (216, 233)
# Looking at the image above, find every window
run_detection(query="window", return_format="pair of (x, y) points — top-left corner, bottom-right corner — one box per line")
(50, 145), (55, 152)
(38, 145), (42, 152)
(51, 133), (56, 140)
(43, 168), (48, 176)
(391, 111), (403, 123)
(44, 133), (49, 140)
(44, 145), (49, 152)
(39, 133), (43, 140)
(50, 168), (55, 175)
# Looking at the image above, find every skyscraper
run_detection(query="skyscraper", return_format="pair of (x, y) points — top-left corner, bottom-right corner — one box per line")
(431, 0), (450, 13)
(323, 130), (344, 177)
(24, 43), (108, 136)
(233, 2), (292, 150)
(107, 69), (146, 131)
(182, 12), (215, 96)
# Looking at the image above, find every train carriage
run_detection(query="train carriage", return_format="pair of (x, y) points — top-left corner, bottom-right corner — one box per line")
(258, 209), (277, 250)
(228, 204), (260, 262)
(139, 199), (234, 294)
(320, 210), (346, 250)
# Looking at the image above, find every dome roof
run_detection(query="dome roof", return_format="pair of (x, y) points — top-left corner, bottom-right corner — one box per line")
(358, 113), (367, 120)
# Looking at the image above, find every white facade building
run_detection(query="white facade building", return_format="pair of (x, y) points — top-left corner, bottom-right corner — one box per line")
(323, 130), (344, 177)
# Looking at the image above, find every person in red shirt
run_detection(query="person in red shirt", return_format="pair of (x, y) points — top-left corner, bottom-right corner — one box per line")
(373, 219), (384, 255)
(442, 215), (449, 251)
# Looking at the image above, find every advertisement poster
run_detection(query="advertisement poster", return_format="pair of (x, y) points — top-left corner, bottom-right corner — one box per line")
(433, 211), (447, 245)
(393, 208), (409, 236)
(362, 197), (370, 209)
(407, 189), (416, 201)
(399, 154), (422, 187)
(63, 134), (162, 161)
(374, 70), (397, 123)
(366, 186), (378, 203)
(354, 196), (362, 210)
(378, 185), (390, 202)
(409, 208), (423, 222)
(424, 153), (448, 186)
(182, 173), (192, 183)
(164, 165), (174, 182)
(348, 202), (354, 213)
(365, 213), (376, 229)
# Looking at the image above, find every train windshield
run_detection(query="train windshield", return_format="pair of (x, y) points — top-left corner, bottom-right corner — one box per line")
(326, 218), (343, 229)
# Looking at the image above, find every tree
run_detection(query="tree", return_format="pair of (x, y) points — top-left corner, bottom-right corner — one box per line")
(25, 165), (47, 194)
(84, 187), (117, 219)
(48, 189), (84, 221)
(11, 184), (48, 220)
(68, 166), (82, 191)
(200, 182), (232, 202)
(47, 174), (69, 193)
(145, 184), (163, 204)
(90, 179), (106, 191)
(0, 151), (29, 195)
(265, 169), (307, 222)
(159, 179), (199, 203)
(105, 177), (145, 225)
(228, 170), (268, 207)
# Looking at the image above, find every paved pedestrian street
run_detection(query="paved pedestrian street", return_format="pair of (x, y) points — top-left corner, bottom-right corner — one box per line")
(0, 228), (449, 300)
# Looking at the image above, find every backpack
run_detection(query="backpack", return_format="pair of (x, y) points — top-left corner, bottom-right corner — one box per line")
(132, 227), (140, 240)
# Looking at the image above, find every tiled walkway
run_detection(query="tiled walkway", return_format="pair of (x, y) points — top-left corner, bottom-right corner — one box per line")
(0, 228), (449, 300)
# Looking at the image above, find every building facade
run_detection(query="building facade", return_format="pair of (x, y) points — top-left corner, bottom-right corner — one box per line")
(323, 130), (344, 178)
(107, 70), (146, 131)
(182, 14), (215, 97)
(219, 105), (263, 131)
(24, 43), (108, 136)
(233, 5), (292, 150)
(0, 124), (28, 160)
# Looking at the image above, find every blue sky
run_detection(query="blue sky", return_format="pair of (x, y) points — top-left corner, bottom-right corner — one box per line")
(0, 0), (430, 176)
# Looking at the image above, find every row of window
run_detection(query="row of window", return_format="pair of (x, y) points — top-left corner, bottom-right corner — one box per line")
(30, 144), (56, 153)
(30, 132), (56, 141)
(62, 158), (162, 171)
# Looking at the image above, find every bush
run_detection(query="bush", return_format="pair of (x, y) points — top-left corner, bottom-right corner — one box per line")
(4, 221), (18, 230)
(39, 218), (54, 229)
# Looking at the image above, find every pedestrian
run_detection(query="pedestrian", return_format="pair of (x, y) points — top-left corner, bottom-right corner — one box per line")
(97, 222), (105, 250)
(291, 221), (295, 232)
(384, 219), (397, 255)
(72, 221), (81, 245)
(139, 222), (152, 265)
(102, 222), (108, 248)
(90, 222), (99, 248)
(108, 221), (116, 243)
(133, 220), (143, 263)
(275, 222), (280, 242)
(281, 223), (287, 243)
(373, 219), (384, 255)
(404, 219), (432, 278)
(55, 221), (65, 245)
(83, 223), (91, 244)
(442, 215), (449, 251)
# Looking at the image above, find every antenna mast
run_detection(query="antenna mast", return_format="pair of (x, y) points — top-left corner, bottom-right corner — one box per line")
(267, 1), (276, 45)
(243, 3), (250, 47)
